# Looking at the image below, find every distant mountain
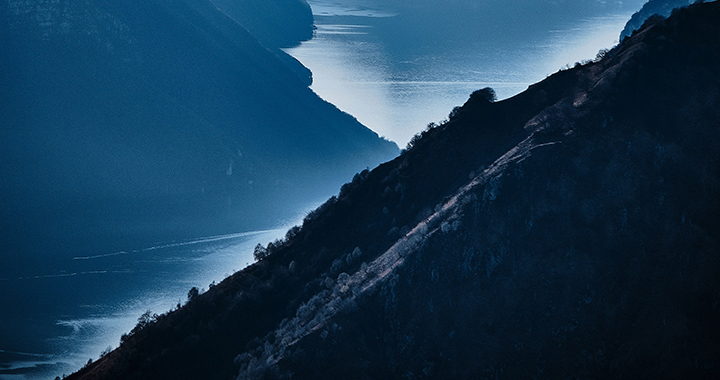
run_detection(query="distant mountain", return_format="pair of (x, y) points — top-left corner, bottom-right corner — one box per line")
(619, 0), (697, 41)
(0, 0), (398, 274)
(67, 2), (720, 380)
(211, 0), (314, 48)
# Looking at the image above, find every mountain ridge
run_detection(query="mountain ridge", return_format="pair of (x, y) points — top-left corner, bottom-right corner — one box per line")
(68, 2), (720, 379)
(619, 0), (696, 41)
(210, 0), (314, 48)
(0, 1), (397, 375)
(0, 0), (398, 267)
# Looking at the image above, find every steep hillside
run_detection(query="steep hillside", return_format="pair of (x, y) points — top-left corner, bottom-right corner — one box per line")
(68, 2), (720, 380)
(0, 0), (398, 274)
(619, 0), (696, 41)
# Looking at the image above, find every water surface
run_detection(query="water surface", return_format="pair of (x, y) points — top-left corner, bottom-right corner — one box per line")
(1, 2), (645, 378)
(0, 229), (287, 379)
(286, 1), (637, 146)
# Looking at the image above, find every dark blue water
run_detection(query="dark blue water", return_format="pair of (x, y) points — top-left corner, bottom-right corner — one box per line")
(0, 229), (287, 379)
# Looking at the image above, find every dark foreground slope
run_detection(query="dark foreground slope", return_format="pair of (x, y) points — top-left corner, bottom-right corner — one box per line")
(70, 3), (720, 379)
(619, 0), (697, 42)
(0, 0), (397, 271)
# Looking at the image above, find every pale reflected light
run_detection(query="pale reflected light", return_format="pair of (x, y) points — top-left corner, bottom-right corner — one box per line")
(542, 14), (631, 75)
(286, 9), (636, 147)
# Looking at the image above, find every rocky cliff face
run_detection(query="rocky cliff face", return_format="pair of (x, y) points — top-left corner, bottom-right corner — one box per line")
(68, 2), (720, 380)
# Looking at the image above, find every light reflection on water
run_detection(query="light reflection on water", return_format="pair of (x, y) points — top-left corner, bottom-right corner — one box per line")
(285, 6), (632, 146)
(0, 229), (286, 380)
(0, 4), (639, 378)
